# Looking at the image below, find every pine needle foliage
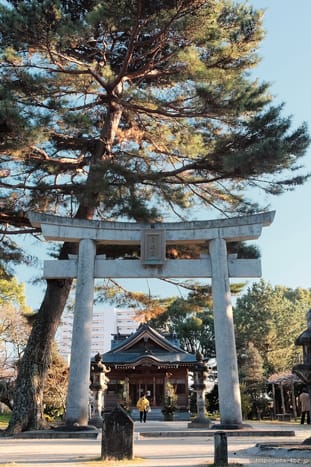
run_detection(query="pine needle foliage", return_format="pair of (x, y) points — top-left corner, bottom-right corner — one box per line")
(0, 0), (309, 235)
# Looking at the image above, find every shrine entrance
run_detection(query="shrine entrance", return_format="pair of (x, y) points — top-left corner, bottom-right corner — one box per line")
(129, 382), (156, 404)
(29, 210), (275, 428)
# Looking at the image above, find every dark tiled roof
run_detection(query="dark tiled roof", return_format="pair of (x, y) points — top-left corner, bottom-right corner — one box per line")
(103, 351), (196, 365)
(100, 324), (197, 367)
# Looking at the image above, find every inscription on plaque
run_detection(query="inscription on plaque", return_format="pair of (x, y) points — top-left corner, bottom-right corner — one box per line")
(141, 230), (165, 265)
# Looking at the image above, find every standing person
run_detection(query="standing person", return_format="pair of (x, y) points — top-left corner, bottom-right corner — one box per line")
(136, 393), (150, 423)
(299, 388), (310, 424)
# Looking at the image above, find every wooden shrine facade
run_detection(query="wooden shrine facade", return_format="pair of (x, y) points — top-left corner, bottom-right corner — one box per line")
(90, 324), (198, 417)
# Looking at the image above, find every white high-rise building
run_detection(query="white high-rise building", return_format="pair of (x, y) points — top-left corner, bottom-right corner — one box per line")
(56, 307), (140, 362)
(114, 308), (141, 336)
(56, 311), (73, 364)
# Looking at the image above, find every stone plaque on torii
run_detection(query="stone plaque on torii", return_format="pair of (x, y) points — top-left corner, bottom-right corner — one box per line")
(29, 210), (275, 428)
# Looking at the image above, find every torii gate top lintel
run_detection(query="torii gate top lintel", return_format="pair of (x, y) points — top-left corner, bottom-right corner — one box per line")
(28, 210), (275, 244)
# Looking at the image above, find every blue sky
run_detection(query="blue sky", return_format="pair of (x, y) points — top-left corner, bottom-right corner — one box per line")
(246, 0), (311, 289)
(18, 1), (311, 308)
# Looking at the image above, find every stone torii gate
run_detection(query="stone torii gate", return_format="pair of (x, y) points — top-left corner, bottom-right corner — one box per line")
(29, 210), (275, 428)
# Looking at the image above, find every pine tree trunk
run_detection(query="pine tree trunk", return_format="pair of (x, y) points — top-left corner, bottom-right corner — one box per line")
(5, 248), (75, 434)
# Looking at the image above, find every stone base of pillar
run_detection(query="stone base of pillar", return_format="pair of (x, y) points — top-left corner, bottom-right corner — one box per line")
(88, 415), (104, 428)
(211, 423), (252, 430)
(49, 424), (99, 438)
(188, 417), (213, 428)
(52, 423), (98, 432)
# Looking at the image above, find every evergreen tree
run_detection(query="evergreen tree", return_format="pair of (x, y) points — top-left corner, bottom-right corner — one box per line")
(149, 290), (215, 357)
(239, 341), (264, 383)
(234, 280), (311, 375)
(0, 1), (309, 432)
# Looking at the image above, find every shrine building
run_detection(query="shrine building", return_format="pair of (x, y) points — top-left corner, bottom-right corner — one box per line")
(90, 324), (199, 419)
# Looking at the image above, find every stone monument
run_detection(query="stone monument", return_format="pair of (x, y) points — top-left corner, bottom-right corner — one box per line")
(101, 405), (134, 460)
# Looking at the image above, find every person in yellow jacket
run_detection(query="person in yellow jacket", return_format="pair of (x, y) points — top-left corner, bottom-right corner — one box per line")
(136, 393), (150, 423)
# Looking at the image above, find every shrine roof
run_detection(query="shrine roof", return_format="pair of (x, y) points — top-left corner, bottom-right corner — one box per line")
(100, 324), (197, 367)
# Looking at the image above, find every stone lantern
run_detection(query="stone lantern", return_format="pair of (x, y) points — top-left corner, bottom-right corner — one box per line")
(188, 352), (213, 428)
(89, 352), (110, 427)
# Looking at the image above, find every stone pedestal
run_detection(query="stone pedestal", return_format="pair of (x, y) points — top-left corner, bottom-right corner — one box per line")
(214, 431), (228, 466)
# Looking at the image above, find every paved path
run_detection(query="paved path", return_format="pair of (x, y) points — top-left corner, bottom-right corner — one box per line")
(1, 420), (311, 466)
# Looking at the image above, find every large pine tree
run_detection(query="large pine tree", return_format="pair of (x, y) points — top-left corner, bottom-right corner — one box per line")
(0, 1), (309, 432)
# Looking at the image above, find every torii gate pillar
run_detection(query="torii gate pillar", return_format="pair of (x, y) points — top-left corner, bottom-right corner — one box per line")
(210, 237), (242, 427)
(66, 238), (96, 425)
(29, 211), (275, 428)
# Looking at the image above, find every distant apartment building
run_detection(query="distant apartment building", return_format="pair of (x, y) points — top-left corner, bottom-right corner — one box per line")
(56, 307), (140, 362)
(114, 307), (141, 335)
